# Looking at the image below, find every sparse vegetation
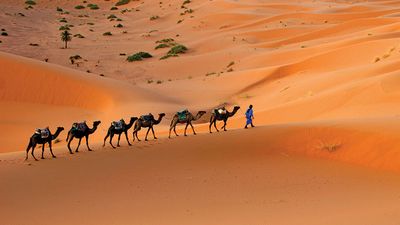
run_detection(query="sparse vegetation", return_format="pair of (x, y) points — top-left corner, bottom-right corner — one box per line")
(110, 6), (118, 10)
(74, 33), (85, 38)
(114, 23), (123, 28)
(103, 31), (112, 36)
(168, 44), (187, 54)
(155, 43), (169, 49)
(115, 0), (130, 6)
(227, 61), (235, 68)
(107, 14), (117, 19)
(60, 30), (72, 48)
(156, 80), (163, 84)
(177, 19), (183, 24)
(150, 15), (160, 20)
(59, 18), (67, 23)
(87, 4), (99, 10)
(1, 32), (8, 36)
(75, 5), (85, 9)
(156, 38), (174, 43)
(56, 7), (63, 12)
(160, 54), (178, 60)
(87, 22), (95, 25)
(59, 25), (70, 30)
(147, 79), (154, 84)
(25, 0), (36, 5)
(127, 52), (153, 61)
(29, 43), (39, 46)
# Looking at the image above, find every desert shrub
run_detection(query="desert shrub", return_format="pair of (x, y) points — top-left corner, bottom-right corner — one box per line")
(227, 61), (234, 68)
(25, 0), (36, 5)
(75, 5), (85, 9)
(56, 7), (63, 12)
(147, 79), (154, 84)
(168, 44), (187, 54)
(87, 22), (95, 25)
(127, 52), (153, 62)
(87, 4), (99, 10)
(150, 15), (159, 20)
(116, 18), (123, 21)
(177, 19), (183, 24)
(160, 54), (178, 60)
(155, 43), (169, 49)
(156, 38), (174, 43)
(156, 80), (163, 84)
(115, 0), (130, 6)
(74, 33), (85, 38)
(103, 31), (112, 36)
(59, 25), (70, 30)
(29, 43), (39, 46)
(107, 14), (117, 19)
(59, 18), (67, 23)
(115, 23), (123, 28)
(110, 6), (118, 10)
(183, 0), (191, 4)
(69, 55), (82, 60)
(1, 32), (8, 36)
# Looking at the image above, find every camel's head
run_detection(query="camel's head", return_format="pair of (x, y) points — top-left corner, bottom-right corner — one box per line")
(198, 111), (207, 116)
(130, 117), (138, 122)
(93, 121), (101, 126)
(159, 113), (166, 117)
(57, 127), (65, 132)
(233, 105), (241, 111)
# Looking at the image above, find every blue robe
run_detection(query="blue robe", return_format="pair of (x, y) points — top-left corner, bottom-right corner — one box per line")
(245, 108), (253, 125)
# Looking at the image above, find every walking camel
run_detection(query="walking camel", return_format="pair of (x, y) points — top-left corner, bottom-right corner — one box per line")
(209, 106), (240, 133)
(169, 110), (206, 138)
(66, 121), (101, 154)
(132, 113), (166, 141)
(25, 127), (64, 161)
(103, 117), (138, 148)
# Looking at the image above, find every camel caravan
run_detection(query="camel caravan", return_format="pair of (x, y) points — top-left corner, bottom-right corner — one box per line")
(25, 106), (241, 161)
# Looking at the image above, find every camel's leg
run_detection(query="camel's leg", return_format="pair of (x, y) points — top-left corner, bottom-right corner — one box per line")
(173, 125), (179, 137)
(67, 136), (74, 154)
(184, 123), (189, 136)
(125, 131), (132, 146)
(117, 134), (121, 147)
(109, 133), (116, 149)
(85, 135), (92, 151)
(75, 138), (82, 152)
(151, 127), (157, 139)
(145, 127), (151, 141)
(41, 144), (45, 159)
(66, 130), (71, 142)
(213, 120), (219, 132)
(49, 141), (56, 158)
(190, 123), (196, 135)
(135, 130), (141, 142)
(168, 126), (172, 138)
(31, 144), (38, 161)
(223, 120), (227, 131)
(103, 132), (110, 147)
(25, 140), (32, 160)
(209, 116), (214, 133)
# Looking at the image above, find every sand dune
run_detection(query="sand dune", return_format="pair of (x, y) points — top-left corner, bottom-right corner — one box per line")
(2, 0), (400, 224)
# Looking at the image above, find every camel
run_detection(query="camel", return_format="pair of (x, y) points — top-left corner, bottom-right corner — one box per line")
(132, 113), (166, 141)
(66, 121), (101, 154)
(103, 117), (138, 148)
(25, 127), (64, 161)
(169, 110), (206, 138)
(209, 106), (240, 133)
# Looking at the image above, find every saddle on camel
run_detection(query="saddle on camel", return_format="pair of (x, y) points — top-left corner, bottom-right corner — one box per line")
(35, 127), (50, 139)
(111, 119), (125, 130)
(71, 121), (88, 132)
(177, 109), (189, 122)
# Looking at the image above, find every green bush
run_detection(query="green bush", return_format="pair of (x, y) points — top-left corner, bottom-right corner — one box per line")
(156, 38), (174, 43)
(103, 31), (112, 36)
(75, 5), (85, 9)
(155, 43), (169, 49)
(115, 23), (123, 28)
(87, 4), (99, 10)
(127, 52), (152, 62)
(107, 14), (117, 19)
(59, 25), (70, 30)
(59, 18), (67, 23)
(168, 44), (187, 54)
(25, 0), (36, 5)
(160, 54), (178, 60)
(74, 33), (85, 38)
(115, 0), (130, 6)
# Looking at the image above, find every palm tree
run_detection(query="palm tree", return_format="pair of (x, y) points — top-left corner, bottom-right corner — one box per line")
(60, 30), (72, 49)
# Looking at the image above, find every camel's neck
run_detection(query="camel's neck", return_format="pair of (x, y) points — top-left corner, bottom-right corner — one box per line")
(193, 113), (203, 121)
(228, 108), (239, 117)
(88, 125), (98, 134)
(52, 129), (63, 140)
(154, 116), (164, 125)
(126, 120), (135, 129)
